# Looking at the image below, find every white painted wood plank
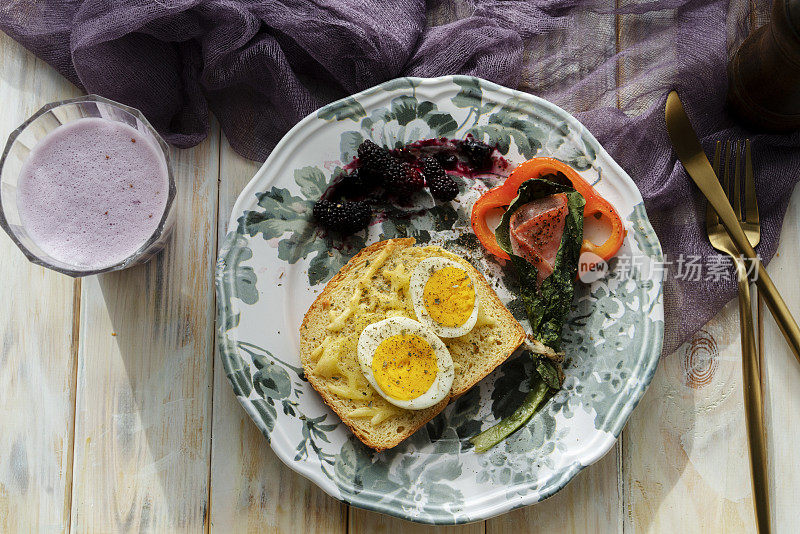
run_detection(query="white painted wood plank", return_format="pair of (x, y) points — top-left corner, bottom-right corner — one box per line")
(759, 185), (800, 532)
(208, 137), (347, 533)
(623, 302), (757, 533)
(0, 32), (82, 533)
(69, 123), (220, 531)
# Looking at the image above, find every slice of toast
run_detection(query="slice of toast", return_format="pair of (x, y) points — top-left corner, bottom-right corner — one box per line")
(299, 238), (525, 451)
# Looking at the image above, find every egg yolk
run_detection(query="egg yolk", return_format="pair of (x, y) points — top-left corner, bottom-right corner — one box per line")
(371, 333), (438, 401)
(423, 266), (476, 327)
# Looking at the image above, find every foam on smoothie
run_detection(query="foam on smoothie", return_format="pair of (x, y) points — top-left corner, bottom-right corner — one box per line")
(17, 117), (169, 270)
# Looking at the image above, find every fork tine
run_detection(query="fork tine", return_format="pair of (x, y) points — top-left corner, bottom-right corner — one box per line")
(744, 139), (759, 225)
(722, 141), (733, 204)
(706, 141), (722, 229)
(713, 141), (722, 186)
(733, 141), (743, 220)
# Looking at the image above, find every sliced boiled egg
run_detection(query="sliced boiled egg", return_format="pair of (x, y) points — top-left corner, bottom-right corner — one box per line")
(410, 257), (480, 338)
(357, 317), (454, 410)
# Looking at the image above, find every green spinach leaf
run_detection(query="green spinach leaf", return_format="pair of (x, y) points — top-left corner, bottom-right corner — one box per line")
(496, 178), (585, 351)
(535, 358), (562, 390)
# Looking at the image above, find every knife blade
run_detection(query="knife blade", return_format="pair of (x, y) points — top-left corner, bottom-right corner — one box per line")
(665, 90), (800, 362)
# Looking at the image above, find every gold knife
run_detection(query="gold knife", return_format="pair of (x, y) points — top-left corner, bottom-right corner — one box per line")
(665, 90), (800, 363)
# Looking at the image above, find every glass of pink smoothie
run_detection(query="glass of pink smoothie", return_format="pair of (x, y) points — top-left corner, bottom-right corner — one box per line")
(0, 95), (175, 276)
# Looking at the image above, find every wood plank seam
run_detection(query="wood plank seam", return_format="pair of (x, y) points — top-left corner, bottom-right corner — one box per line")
(614, 6), (626, 534)
(205, 123), (224, 534)
(63, 277), (81, 534)
(617, 436), (624, 534)
(615, 0), (623, 112)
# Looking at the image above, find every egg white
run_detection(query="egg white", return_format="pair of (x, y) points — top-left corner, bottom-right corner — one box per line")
(410, 257), (480, 338)
(357, 317), (454, 410)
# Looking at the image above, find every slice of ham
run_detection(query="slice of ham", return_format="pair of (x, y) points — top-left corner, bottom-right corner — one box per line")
(509, 193), (568, 285)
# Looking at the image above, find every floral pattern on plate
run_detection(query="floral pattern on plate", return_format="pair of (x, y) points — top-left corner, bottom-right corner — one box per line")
(216, 76), (664, 524)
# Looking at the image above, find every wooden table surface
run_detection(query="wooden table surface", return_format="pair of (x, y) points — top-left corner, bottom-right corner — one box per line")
(2, 9), (800, 532)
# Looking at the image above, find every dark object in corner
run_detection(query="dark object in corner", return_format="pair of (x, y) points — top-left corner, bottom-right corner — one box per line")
(728, 0), (800, 131)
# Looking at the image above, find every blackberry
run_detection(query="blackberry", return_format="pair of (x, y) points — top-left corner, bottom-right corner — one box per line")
(428, 175), (459, 202)
(459, 138), (493, 170)
(357, 140), (391, 173)
(341, 168), (368, 188)
(423, 158), (459, 202)
(422, 157), (446, 183)
(435, 152), (459, 170)
(383, 160), (425, 196)
(334, 168), (374, 198)
(312, 199), (371, 234)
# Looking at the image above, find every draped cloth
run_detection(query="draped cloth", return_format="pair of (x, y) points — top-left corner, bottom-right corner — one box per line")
(2, 0), (799, 354)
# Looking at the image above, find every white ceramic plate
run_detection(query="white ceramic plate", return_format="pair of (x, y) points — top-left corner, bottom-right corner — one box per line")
(216, 76), (664, 524)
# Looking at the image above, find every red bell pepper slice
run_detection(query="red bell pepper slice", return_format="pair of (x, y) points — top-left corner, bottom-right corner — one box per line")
(471, 157), (626, 262)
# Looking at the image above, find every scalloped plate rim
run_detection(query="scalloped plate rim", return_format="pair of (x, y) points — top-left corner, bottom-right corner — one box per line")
(216, 75), (664, 524)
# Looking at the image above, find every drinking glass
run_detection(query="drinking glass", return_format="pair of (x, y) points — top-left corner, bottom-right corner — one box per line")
(0, 95), (176, 276)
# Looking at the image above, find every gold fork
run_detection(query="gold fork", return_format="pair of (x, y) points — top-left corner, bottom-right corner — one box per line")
(706, 139), (770, 533)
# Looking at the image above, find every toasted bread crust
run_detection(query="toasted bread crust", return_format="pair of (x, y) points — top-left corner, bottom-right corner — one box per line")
(303, 369), (449, 452)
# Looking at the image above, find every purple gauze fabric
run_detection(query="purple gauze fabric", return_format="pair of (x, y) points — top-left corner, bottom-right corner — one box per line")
(1, 0), (799, 355)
